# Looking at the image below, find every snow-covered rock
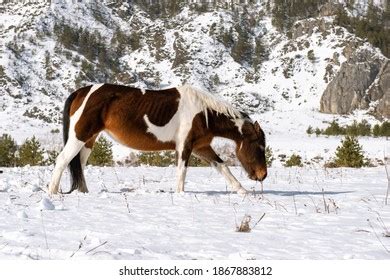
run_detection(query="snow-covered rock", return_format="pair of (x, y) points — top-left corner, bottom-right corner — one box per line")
(38, 197), (55, 210)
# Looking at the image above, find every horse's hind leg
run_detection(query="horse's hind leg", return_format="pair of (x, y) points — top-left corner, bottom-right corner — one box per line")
(193, 146), (247, 195)
(48, 137), (85, 194)
(175, 140), (193, 193)
(80, 136), (97, 168)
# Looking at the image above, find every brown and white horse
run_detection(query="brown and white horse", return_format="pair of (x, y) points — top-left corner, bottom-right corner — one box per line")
(48, 84), (267, 195)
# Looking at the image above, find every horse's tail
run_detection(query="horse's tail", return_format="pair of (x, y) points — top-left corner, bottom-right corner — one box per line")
(63, 90), (86, 194)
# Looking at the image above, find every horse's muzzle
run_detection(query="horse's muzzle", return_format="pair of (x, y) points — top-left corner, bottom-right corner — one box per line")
(249, 169), (267, 181)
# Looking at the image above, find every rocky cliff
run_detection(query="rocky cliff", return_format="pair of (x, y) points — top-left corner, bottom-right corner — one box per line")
(320, 47), (389, 118)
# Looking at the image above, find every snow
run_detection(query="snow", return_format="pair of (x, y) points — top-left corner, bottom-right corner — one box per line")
(0, 165), (389, 259)
(0, 0), (389, 261)
(38, 197), (55, 211)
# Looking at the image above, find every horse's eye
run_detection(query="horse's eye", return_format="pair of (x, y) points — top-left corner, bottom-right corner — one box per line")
(259, 144), (265, 151)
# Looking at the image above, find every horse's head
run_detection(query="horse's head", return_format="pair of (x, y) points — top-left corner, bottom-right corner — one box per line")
(236, 120), (267, 182)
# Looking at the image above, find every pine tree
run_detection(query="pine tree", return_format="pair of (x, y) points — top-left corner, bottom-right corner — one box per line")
(45, 51), (55, 81)
(138, 151), (175, 166)
(284, 153), (303, 167)
(112, 27), (132, 57)
(253, 38), (268, 70)
(88, 136), (113, 166)
(372, 124), (381, 137)
(380, 121), (390, 137)
(129, 31), (141, 51)
(218, 27), (234, 48)
(231, 25), (253, 65)
(272, 0), (288, 32)
(345, 120), (371, 136)
(334, 136), (366, 168)
(154, 71), (162, 88)
(17, 136), (45, 166)
(210, 73), (220, 88)
(46, 150), (59, 166)
(153, 29), (166, 62)
(307, 49), (315, 62)
(172, 34), (189, 68)
(265, 146), (275, 167)
(323, 120), (345, 136)
(0, 134), (17, 167)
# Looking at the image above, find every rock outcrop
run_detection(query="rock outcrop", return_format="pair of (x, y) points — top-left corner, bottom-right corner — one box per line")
(320, 48), (390, 118)
(319, 2), (343, 17)
(368, 60), (390, 118)
(291, 18), (333, 39)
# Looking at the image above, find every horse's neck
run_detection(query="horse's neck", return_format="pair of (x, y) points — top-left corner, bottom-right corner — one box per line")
(210, 113), (242, 143)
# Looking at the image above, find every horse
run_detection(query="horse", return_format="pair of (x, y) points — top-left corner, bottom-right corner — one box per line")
(48, 84), (267, 195)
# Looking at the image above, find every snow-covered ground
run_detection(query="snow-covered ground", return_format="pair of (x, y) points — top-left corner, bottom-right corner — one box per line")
(0, 165), (389, 260)
(0, 0), (389, 261)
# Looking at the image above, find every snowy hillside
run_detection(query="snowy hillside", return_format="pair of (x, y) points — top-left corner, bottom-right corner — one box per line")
(0, 0), (389, 164)
(0, 1), (390, 261)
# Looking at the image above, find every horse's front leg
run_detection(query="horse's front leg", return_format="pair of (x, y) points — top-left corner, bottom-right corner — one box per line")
(175, 141), (192, 193)
(193, 146), (247, 195)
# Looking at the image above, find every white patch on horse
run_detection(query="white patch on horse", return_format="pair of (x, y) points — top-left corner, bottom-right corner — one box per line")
(80, 147), (92, 167)
(176, 159), (187, 192)
(144, 85), (204, 144)
(204, 108), (209, 128)
(234, 118), (245, 134)
(143, 114), (179, 142)
(214, 162), (247, 195)
(48, 138), (85, 194)
(140, 88), (146, 95)
(48, 84), (103, 194)
(177, 84), (242, 118)
(70, 84), (104, 140)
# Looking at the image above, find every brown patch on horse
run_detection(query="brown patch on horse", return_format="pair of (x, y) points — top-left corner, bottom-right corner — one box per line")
(236, 121), (267, 181)
(181, 110), (243, 162)
(187, 111), (213, 151)
(84, 135), (98, 149)
(72, 84), (180, 151)
(69, 85), (92, 116)
(194, 110), (242, 142)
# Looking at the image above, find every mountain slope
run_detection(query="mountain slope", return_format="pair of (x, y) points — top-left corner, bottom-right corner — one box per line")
(0, 0), (388, 162)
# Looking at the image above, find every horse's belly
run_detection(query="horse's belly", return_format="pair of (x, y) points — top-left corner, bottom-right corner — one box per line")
(105, 129), (176, 151)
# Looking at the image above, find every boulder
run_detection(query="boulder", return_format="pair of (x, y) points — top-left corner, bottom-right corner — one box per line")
(291, 18), (332, 39)
(368, 61), (390, 118)
(320, 48), (389, 118)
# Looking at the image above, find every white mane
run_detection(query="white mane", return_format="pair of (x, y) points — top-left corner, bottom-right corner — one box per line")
(177, 84), (243, 120)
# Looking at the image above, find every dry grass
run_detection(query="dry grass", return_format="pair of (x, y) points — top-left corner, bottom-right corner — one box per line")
(236, 213), (266, 233)
(236, 215), (252, 233)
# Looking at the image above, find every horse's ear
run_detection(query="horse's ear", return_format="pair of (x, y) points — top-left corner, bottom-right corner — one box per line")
(254, 121), (261, 134)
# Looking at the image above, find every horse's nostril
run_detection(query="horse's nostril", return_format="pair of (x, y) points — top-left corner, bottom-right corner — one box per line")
(256, 170), (267, 181)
